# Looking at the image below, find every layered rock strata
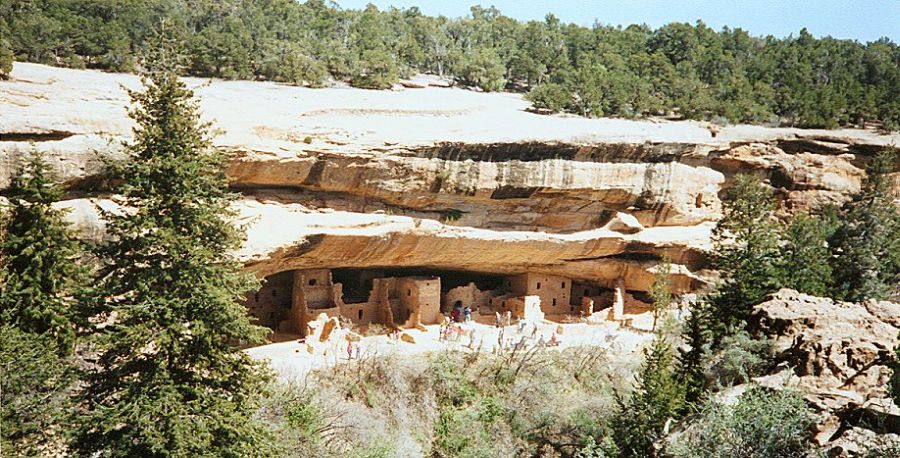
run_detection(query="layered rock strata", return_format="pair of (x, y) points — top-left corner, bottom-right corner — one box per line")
(2, 63), (898, 296)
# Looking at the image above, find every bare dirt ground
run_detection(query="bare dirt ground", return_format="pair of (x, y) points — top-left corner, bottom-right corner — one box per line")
(247, 314), (659, 382)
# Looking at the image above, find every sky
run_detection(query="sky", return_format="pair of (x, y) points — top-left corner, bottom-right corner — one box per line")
(335, 0), (899, 43)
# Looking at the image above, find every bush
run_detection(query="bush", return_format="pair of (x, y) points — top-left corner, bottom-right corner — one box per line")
(703, 331), (774, 388)
(667, 386), (815, 458)
(454, 48), (505, 92)
(351, 49), (398, 89)
(526, 83), (571, 112)
(0, 39), (12, 79)
(282, 50), (327, 87)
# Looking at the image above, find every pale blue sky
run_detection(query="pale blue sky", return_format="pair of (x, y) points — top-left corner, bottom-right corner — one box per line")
(336, 0), (899, 42)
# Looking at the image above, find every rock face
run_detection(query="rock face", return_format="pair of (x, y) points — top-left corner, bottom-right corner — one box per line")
(2, 63), (898, 298)
(749, 290), (900, 456)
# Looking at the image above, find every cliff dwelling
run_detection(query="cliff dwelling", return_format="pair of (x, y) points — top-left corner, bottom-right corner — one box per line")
(244, 267), (650, 339)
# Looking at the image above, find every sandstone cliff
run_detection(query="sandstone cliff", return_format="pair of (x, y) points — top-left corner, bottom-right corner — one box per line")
(740, 290), (898, 456)
(2, 63), (898, 293)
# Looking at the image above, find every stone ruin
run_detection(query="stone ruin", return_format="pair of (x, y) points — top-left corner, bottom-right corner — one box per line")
(244, 267), (648, 339)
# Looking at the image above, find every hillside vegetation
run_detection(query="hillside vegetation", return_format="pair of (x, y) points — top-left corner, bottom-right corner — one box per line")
(1, 0), (899, 129)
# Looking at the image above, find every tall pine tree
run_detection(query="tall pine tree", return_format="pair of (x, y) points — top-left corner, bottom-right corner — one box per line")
(830, 148), (900, 301)
(72, 43), (273, 457)
(1, 151), (83, 454)
(677, 300), (714, 409)
(0, 150), (84, 353)
(709, 175), (782, 337)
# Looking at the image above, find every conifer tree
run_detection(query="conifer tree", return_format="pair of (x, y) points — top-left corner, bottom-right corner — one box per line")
(1, 151), (82, 454)
(710, 175), (782, 337)
(677, 300), (713, 408)
(72, 42), (273, 457)
(0, 150), (84, 353)
(830, 148), (900, 301)
(614, 336), (685, 457)
(777, 213), (835, 296)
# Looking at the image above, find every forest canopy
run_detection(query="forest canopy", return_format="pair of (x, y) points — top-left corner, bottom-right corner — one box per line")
(2, 0), (899, 129)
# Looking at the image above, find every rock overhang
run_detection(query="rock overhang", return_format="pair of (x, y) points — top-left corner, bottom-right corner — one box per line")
(3, 62), (897, 295)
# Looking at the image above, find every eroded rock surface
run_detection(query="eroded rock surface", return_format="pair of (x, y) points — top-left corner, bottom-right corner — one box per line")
(3, 63), (898, 295)
(748, 290), (900, 456)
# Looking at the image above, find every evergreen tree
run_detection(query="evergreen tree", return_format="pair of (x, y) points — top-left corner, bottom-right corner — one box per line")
(1, 325), (74, 455)
(614, 336), (685, 457)
(72, 45), (273, 457)
(0, 150), (85, 353)
(649, 256), (673, 331)
(678, 300), (713, 408)
(709, 175), (782, 337)
(777, 213), (835, 296)
(830, 148), (900, 301)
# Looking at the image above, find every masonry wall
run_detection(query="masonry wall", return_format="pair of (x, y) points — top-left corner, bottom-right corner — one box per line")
(245, 270), (293, 330)
(510, 273), (571, 315)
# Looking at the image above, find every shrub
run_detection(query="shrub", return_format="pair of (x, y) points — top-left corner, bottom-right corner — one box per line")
(703, 331), (774, 388)
(0, 38), (12, 79)
(351, 49), (398, 89)
(526, 83), (571, 112)
(667, 386), (815, 458)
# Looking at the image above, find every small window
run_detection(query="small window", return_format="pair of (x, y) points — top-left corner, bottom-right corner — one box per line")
(272, 289), (277, 298)
(358, 310), (363, 320)
(308, 278), (317, 286)
(407, 289), (412, 296)
(501, 301), (506, 307)
(254, 292), (259, 303)
(561, 282), (566, 288)
(552, 298), (557, 306)
(584, 289), (590, 297)
(536, 282), (541, 290)
(269, 312), (274, 319)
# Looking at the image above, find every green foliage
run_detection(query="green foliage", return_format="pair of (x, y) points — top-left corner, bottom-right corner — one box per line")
(3, 3), (899, 129)
(710, 175), (782, 337)
(526, 83), (571, 112)
(649, 256), (673, 331)
(0, 150), (85, 354)
(678, 300), (714, 408)
(71, 44), (273, 457)
(434, 400), (504, 458)
(702, 331), (774, 388)
(778, 213), (836, 296)
(613, 337), (685, 457)
(454, 47), (506, 91)
(667, 386), (815, 458)
(351, 48), (398, 89)
(285, 396), (323, 446)
(0, 325), (74, 456)
(0, 38), (12, 79)
(829, 148), (900, 301)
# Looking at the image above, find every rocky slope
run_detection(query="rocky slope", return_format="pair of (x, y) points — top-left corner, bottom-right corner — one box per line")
(740, 290), (898, 456)
(2, 63), (898, 293)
